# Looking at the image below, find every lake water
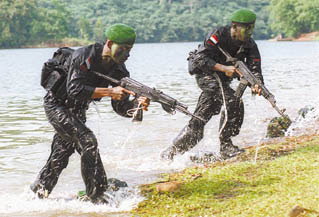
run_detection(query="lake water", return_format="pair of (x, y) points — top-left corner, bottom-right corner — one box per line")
(1, 41), (319, 216)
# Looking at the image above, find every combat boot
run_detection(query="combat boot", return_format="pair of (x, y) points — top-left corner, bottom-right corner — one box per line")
(77, 191), (90, 202)
(91, 194), (110, 205)
(78, 178), (127, 204)
(220, 138), (244, 159)
(160, 146), (178, 161)
(30, 181), (49, 199)
(77, 191), (110, 204)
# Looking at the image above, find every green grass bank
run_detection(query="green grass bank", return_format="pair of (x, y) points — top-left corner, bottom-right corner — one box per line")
(132, 135), (319, 217)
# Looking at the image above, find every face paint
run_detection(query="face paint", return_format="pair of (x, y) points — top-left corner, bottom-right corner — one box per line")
(110, 43), (132, 64)
(239, 24), (254, 41)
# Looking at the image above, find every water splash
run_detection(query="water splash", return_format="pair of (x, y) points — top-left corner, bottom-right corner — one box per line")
(0, 186), (144, 216)
(119, 123), (143, 150)
(286, 103), (319, 137)
(249, 94), (268, 164)
(92, 101), (102, 120)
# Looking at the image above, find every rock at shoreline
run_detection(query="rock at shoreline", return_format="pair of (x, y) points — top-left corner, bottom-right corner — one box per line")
(190, 152), (221, 163)
(288, 205), (318, 217)
(156, 181), (181, 193)
(266, 115), (292, 138)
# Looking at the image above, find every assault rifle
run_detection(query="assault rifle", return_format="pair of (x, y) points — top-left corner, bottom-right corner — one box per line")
(91, 70), (206, 122)
(217, 46), (286, 117)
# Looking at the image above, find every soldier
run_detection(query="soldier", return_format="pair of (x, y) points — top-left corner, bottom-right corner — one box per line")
(161, 9), (263, 160)
(31, 24), (149, 204)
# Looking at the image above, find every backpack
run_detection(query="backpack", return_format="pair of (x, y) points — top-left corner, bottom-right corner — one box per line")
(40, 47), (74, 94)
(187, 49), (216, 76)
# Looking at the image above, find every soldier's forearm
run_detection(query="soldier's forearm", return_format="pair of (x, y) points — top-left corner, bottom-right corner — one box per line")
(91, 87), (114, 99)
(213, 63), (226, 72)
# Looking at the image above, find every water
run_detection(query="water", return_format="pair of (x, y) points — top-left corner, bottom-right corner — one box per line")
(1, 41), (319, 216)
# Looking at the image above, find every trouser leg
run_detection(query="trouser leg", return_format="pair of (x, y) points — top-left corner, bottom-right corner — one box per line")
(31, 93), (107, 200)
(218, 88), (245, 157)
(161, 90), (222, 160)
(219, 98), (244, 143)
(31, 133), (74, 196)
(77, 130), (108, 200)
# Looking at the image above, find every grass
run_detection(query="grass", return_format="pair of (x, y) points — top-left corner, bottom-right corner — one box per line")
(132, 134), (319, 217)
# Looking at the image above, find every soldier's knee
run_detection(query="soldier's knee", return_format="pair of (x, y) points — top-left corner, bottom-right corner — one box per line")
(189, 118), (206, 132)
(79, 132), (98, 152)
(50, 158), (69, 171)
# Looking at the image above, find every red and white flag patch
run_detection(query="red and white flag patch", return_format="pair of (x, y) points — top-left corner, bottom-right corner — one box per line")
(208, 34), (218, 45)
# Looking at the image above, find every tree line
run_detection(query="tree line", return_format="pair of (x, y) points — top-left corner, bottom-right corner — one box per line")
(0, 0), (318, 49)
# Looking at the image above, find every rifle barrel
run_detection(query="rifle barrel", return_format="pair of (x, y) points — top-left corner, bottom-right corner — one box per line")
(91, 70), (120, 85)
(175, 105), (207, 122)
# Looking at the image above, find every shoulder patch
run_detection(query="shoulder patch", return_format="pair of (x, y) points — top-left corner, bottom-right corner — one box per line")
(208, 34), (219, 45)
(85, 57), (91, 70)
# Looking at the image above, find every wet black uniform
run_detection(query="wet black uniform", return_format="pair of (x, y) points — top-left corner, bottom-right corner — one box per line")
(162, 26), (263, 159)
(31, 43), (135, 201)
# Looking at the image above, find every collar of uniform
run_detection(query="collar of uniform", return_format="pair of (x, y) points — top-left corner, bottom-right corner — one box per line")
(93, 42), (104, 64)
(243, 37), (254, 49)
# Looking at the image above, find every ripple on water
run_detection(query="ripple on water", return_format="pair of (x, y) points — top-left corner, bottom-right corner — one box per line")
(1, 42), (319, 216)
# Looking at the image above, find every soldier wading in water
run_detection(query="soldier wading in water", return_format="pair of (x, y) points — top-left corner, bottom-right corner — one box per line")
(31, 24), (149, 204)
(161, 9), (264, 160)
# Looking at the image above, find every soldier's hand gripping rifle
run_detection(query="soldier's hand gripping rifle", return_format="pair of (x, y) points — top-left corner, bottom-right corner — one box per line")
(91, 70), (206, 122)
(217, 46), (286, 117)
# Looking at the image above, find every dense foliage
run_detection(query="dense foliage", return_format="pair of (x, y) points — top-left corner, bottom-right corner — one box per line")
(0, 0), (318, 48)
(269, 0), (319, 37)
(66, 0), (271, 43)
(0, 0), (71, 48)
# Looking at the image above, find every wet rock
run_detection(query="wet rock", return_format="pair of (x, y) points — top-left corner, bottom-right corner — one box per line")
(190, 152), (221, 163)
(156, 181), (181, 193)
(107, 178), (128, 191)
(288, 205), (318, 217)
(77, 178), (128, 199)
(288, 205), (306, 217)
(266, 115), (292, 138)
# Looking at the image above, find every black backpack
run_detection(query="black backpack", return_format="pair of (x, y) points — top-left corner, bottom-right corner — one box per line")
(41, 47), (74, 94)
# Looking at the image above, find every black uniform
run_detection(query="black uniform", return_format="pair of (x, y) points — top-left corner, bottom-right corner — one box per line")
(31, 43), (135, 201)
(162, 26), (263, 159)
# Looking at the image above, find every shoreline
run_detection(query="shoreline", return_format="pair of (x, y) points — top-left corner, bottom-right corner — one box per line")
(132, 134), (319, 216)
(2, 32), (319, 50)
(269, 31), (319, 42)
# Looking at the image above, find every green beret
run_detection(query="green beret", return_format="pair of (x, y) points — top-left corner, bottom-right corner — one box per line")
(230, 9), (256, 24)
(105, 23), (136, 44)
